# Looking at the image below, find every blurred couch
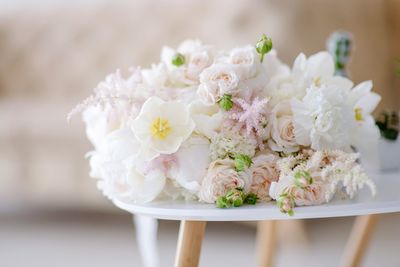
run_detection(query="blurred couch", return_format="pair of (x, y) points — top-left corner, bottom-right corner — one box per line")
(0, 0), (399, 211)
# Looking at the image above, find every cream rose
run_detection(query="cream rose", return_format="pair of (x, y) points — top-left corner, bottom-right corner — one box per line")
(198, 159), (252, 203)
(229, 45), (258, 80)
(267, 101), (300, 153)
(197, 64), (240, 105)
(161, 40), (213, 85)
(269, 175), (326, 206)
(249, 154), (280, 201)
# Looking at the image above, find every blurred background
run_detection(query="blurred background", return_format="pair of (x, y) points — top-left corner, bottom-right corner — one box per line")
(0, 0), (399, 266)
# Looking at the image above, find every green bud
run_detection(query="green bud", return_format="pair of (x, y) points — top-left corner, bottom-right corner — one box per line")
(255, 34), (273, 63)
(232, 197), (244, 207)
(218, 94), (233, 111)
(234, 154), (252, 171)
(171, 53), (185, 67)
(294, 170), (313, 188)
(225, 188), (246, 207)
(276, 194), (295, 216)
(245, 193), (258, 205)
(216, 196), (230, 208)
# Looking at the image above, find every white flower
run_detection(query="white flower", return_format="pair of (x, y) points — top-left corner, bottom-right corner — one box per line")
(88, 128), (166, 202)
(197, 64), (240, 104)
(189, 100), (223, 139)
(291, 84), (352, 150)
(161, 40), (214, 85)
(131, 96), (195, 160)
(301, 51), (353, 89)
(267, 101), (299, 153)
(82, 105), (120, 149)
(168, 136), (211, 192)
(265, 52), (353, 108)
(228, 45), (259, 79)
(210, 130), (257, 160)
(347, 81), (381, 152)
(141, 63), (169, 88)
(198, 159), (252, 203)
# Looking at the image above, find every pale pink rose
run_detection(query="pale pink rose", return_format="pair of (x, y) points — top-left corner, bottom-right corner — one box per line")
(288, 181), (327, 206)
(197, 64), (240, 104)
(269, 175), (326, 206)
(267, 101), (300, 153)
(249, 154), (280, 201)
(198, 159), (251, 203)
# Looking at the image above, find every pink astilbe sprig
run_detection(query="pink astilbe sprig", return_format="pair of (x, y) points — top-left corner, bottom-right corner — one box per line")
(226, 97), (270, 148)
(67, 68), (143, 121)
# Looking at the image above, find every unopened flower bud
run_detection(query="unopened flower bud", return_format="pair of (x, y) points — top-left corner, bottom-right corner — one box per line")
(277, 194), (294, 216)
(171, 53), (185, 67)
(226, 188), (246, 207)
(218, 94), (233, 111)
(234, 154), (252, 171)
(255, 34), (273, 63)
(216, 196), (230, 208)
(245, 193), (258, 205)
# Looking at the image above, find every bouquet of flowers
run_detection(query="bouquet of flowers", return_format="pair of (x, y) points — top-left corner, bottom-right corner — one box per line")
(69, 35), (380, 215)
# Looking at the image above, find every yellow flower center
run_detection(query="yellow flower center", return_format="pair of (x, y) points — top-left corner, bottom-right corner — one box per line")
(354, 108), (363, 121)
(313, 77), (322, 87)
(151, 117), (171, 139)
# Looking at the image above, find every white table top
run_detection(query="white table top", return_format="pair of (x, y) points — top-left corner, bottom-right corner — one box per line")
(113, 172), (400, 221)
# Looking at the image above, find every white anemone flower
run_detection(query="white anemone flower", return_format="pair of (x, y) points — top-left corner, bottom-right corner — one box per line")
(347, 80), (381, 151)
(131, 96), (195, 160)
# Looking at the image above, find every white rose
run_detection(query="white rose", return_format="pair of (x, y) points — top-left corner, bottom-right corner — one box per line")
(161, 40), (213, 85)
(131, 96), (195, 160)
(229, 45), (258, 79)
(88, 128), (166, 202)
(198, 159), (252, 203)
(168, 136), (211, 192)
(267, 101), (300, 153)
(197, 64), (240, 104)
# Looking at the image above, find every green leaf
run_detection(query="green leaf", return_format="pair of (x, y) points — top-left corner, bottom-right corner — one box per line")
(234, 154), (253, 171)
(218, 94), (233, 111)
(171, 53), (185, 67)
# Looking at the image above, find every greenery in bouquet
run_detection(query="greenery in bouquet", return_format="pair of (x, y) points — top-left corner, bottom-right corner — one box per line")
(70, 34), (380, 215)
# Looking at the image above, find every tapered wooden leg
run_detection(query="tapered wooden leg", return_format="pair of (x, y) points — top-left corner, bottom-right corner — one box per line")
(256, 220), (276, 267)
(174, 220), (207, 267)
(340, 215), (378, 267)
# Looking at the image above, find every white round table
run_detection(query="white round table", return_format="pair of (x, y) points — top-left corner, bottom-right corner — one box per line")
(113, 172), (400, 267)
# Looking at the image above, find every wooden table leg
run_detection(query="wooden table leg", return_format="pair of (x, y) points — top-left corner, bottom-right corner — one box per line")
(174, 220), (207, 267)
(256, 220), (276, 267)
(340, 214), (378, 267)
